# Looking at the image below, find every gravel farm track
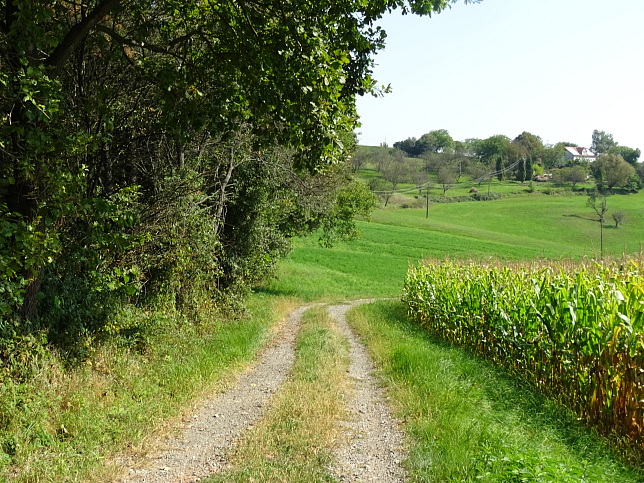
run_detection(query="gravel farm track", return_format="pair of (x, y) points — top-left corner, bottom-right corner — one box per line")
(115, 300), (407, 483)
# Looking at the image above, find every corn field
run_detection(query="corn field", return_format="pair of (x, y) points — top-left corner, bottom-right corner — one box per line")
(403, 258), (644, 453)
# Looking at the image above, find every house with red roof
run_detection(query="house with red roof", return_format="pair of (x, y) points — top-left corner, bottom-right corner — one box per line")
(564, 146), (597, 164)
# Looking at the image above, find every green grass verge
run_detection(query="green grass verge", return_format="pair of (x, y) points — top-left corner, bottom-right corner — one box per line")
(206, 306), (349, 482)
(1, 294), (295, 482)
(347, 300), (643, 482)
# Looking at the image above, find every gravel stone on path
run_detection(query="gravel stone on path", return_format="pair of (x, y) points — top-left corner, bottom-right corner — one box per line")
(114, 300), (407, 483)
(328, 300), (408, 483)
(117, 305), (310, 483)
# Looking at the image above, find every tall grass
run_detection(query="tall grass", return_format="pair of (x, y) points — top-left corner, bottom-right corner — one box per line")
(0, 294), (295, 482)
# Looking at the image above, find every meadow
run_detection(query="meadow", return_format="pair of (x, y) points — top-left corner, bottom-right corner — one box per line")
(267, 187), (644, 301)
(4, 181), (644, 481)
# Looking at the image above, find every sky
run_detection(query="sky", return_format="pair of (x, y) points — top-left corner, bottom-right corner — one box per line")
(355, 0), (644, 153)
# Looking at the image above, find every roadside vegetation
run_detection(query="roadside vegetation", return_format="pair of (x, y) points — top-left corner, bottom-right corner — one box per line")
(0, 295), (295, 482)
(5, 142), (644, 479)
(3, 2), (644, 479)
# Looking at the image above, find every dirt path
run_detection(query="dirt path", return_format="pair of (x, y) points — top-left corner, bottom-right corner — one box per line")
(116, 301), (407, 482)
(328, 301), (407, 482)
(118, 305), (309, 482)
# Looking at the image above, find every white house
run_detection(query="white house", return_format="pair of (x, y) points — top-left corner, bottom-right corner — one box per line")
(564, 146), (597, 164)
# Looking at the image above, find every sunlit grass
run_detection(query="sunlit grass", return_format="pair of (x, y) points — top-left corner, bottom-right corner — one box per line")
(1, 294), (296, 482)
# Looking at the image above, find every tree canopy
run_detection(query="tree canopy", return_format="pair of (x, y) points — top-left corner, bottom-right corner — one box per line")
(0, 0), (478, 335)
(590, 153), (636, 191)
(591, 130), (617, 155)
(591, 129), (640, 165)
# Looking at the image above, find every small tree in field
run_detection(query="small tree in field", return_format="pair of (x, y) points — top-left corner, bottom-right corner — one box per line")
(612, 210), (626, 228)
(368, 178), (394, 206)
(587, 188), (608, 257)
(411, 169), (429, 195)
(437, 166), (457, 196)
(467, 162), (490, 186)
(590, 153), (635, 191)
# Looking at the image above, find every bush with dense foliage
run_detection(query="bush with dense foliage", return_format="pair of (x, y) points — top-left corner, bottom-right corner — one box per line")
(1, 1), (474, 352)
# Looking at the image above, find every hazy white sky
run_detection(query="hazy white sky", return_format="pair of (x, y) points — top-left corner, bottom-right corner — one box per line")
(355, 0), (644, 152)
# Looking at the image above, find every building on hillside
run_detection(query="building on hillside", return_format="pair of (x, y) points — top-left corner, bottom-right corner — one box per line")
(564, 146), (597, 164)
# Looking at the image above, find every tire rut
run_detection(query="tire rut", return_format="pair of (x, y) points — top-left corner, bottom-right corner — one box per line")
(328, 300), (408, 482)
(116, 300), (407, 482)
(118, 305), (310, 483)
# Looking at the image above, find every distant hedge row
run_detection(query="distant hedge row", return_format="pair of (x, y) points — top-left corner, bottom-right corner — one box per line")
(427, 192), (504, 203)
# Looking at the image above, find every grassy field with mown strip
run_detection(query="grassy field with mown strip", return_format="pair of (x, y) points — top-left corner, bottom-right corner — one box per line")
(268, 191), (644, 304)
(6, 188), (644, 481)
(265, 192), (644, 479)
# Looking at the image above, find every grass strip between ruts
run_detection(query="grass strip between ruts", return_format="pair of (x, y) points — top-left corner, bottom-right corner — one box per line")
(347, 300), (644, 482)
(206, 305), (350, 482)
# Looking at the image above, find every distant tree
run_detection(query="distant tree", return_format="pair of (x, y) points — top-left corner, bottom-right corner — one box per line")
(512, 132), (543, 183)
(476, 135), (511, 181)
(411, 171), (428, 195)
(409, 160), (428, 194)
(417, 129), (455, 154)
(393, 137), (421, 157)
(464, 138), (483, 157)
(550, 169), (565, 185)
(552, 166), (587, 189)
(626, 175), (642, 192)
(422, 151), (444, 173)
(587, 188), (608, 258)
(541, 144), (566, 169)
(467, 162), (491, 186)
(368, 178), (394, 207)
(455, 139), (479, 157)
(437, 165), (457, 195)
(506, 141), (527, 182)
(381, 149), (412, 190)
(373, 148), (393, 173)
(566, 165), (588, 189)
(590, 153), (636, 190)
(591, 130), (617, 155)
(609, 145), (641, 165)
(450, 152), (471, 181)
(350, 147), (370, 172)
(636, 162), (644, 184)
(612, 210), (626, 228)
(492, 155), (503, 181)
